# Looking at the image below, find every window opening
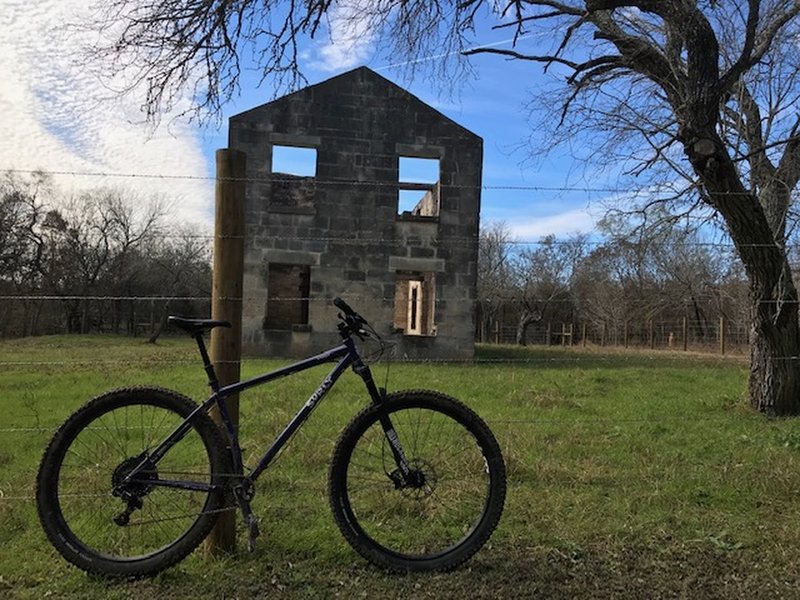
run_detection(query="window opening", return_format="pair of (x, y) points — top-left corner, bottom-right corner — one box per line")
(397, 156), (440, 218)
(400, 157), (439, 183)
(393, 272), (436, 336)
(407, 281), (422, 335)
(265, 264), (310, 329)
(272, 145), (317, 177)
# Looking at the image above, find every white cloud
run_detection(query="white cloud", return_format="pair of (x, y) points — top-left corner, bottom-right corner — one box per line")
(312, 1), (377, 72)
(503, 207), (598, 239)
(0, 0), (214, 228)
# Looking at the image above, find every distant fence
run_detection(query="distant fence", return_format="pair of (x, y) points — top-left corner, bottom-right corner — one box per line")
(478, 316), (748, 355)
(0, 296), (213, 338)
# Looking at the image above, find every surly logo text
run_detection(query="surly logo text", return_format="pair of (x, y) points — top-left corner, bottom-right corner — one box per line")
(305, 376), (333, 410)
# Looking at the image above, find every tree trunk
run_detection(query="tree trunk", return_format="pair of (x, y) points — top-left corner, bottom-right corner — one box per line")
(515, 310), (540, 346)
(747, 269), (800, 415)
(683, 126), (800, 415)
(147, 300), (171, 344)
(691, 297), (706, 341)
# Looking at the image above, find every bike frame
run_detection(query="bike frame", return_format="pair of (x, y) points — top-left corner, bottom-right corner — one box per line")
(133, 332), (410, 495)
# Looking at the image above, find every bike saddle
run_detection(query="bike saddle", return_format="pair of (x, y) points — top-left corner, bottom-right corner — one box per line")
(168, 316), (232, 336)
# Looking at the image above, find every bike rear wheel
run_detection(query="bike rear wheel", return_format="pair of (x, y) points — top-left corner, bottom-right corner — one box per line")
(36, 387), (231, 577)
(329, 390), (506, 571)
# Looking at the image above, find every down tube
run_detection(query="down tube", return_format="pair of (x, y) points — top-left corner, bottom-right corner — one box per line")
(249, 355), (354, 481)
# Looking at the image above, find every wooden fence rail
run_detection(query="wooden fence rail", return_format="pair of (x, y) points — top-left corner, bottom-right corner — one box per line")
(478, 316), (746, 355)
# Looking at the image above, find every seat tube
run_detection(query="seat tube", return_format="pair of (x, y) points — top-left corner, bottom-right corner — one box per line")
(194, 333), (221, 392)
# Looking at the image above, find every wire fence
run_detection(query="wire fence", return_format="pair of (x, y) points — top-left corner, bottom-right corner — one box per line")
(480, 316), (750, 355)
(0, 411), (776, 505)
(0, 168), (794, 514)
(0, 294), (755, 355)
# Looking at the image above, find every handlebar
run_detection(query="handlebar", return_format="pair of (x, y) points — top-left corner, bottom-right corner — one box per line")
(333, 297), (368, 338)
(333, 297), (358, 318)
(334, 298), (390, 362)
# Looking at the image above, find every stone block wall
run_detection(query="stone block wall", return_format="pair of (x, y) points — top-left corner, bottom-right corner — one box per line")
(229, 67), (482, 359)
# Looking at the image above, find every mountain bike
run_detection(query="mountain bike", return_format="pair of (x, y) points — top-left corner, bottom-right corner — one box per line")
(36, 298), (506, 577)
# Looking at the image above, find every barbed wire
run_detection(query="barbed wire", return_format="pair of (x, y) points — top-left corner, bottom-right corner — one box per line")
(0, 410), (761, 435)
(7, 168), (800, 253)
(0, 411), (774, 502)
(2, 166), (634, 191)
(0, 294), (787, 312)
(0, 350), (752, 368)
(3, 409), (759, 432)
(1, 167), (775, 199)
(119, 231), (792, 251)
(0, 464), (761, 502)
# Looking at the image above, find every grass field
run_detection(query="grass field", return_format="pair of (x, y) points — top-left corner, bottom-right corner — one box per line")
(3, 336), (800, 598)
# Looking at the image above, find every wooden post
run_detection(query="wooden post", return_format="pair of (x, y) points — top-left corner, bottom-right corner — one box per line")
(546, 322), (552, 346)
(601, 322), (607, 347)
(682, 316), (688, 352)
(624, 321), (629, 348)
(648, 319), (654, 349)
(582, 322), (587, 347)
(205, 149), (246, 555)
(719, 315), (726, 355)
(569, 322), (574, 347)
(494, 321), (500, 344)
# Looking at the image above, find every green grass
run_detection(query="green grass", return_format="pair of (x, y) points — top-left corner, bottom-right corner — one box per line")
(3, 337), (800, 598)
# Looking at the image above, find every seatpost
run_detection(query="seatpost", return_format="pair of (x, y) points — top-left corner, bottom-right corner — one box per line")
(193, 333), (221, 392)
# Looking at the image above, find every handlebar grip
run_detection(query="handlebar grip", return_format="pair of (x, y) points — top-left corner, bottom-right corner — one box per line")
(333, 297), (357, 317)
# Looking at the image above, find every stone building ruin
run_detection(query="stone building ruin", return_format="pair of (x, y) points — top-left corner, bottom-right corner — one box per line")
(228, 67), (482, 359)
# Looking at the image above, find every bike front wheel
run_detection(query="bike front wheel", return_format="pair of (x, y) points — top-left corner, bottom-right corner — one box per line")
(36, 387), (231, 577)
(329, 390), (506, 572)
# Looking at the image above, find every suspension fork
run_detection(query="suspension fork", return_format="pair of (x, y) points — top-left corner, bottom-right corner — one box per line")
(352, 360), (413, 478)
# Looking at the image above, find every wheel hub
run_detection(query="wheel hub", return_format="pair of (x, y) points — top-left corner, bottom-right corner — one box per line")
(112, 453), (158, 498)
(390, 458), (438, 498)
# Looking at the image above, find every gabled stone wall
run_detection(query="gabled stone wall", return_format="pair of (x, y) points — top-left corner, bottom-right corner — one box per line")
(229, 67), (482, 359)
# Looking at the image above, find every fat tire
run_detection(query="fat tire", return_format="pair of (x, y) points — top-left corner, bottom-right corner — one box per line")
(36, 387), (231, 578)
(329, 390), (505, 572)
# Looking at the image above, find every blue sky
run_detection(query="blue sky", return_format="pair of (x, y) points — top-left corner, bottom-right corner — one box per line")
(0, 1), (603, 239)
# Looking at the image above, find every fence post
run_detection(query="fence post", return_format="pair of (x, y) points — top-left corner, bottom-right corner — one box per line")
(494, 321), (500, 344)
(582, 322), (587, 347)
(682, 316), (688, 352)
(648, 319), (654, 349)
(601, 322), (607, 347)
(205, 148), (246, 555)
(719, 315), (726, 355)
(624, 321), (629, 348)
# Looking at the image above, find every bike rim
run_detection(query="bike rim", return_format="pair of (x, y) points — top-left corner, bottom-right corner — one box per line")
(54, 401), (216, 560)
(344, 405), (493, 560)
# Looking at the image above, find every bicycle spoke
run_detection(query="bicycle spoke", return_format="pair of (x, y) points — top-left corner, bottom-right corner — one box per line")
(342, 404), (492, 558)
(53, 398), (219, 560)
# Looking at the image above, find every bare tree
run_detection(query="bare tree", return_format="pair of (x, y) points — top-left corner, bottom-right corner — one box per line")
(0, 172), (50, 336)
(90, 1), (800, 413)
(477, 221), (514, 340)
(0, 173), (213, 337)
(576, 206), (732, 343)
(471, 2), (800, 414)
(143, 225), (213, 343)
(89, 0), (470, 123)
(40, 190), (165, 332)
(572, 237), (664, 337)
(510, 234), (585, 345)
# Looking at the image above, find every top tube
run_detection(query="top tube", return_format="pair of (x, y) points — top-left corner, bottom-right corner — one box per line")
(216, 342), (354, 400)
